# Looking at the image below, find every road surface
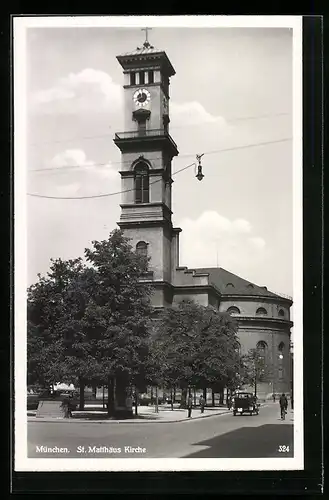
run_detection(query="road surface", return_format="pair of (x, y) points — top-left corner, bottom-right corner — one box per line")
(27, 404), (293, 459)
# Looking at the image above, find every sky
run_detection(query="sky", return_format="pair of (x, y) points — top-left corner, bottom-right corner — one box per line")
(25, 23), (295, 297)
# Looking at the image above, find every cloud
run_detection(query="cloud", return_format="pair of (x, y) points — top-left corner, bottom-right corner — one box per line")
(31, 69), (227, 132)
(232, 218), (252, 233)
(171, 101), (228, 127)
(31, 69), (123, 115)
(35, 86), (76, 103)
(249, 236), (266, 250)
(177, 210), (267, 277)
(29, 149), (120, 198)
(27, 149), (122, 284)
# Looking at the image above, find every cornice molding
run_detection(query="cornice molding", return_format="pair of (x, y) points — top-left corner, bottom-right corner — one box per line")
(220, 293), (293, 306)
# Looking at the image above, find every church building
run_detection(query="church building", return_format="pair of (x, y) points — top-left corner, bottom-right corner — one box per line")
(114, 35), (293, 398)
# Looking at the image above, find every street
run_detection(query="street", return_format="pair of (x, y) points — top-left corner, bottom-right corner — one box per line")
(27, 404), (293, 459)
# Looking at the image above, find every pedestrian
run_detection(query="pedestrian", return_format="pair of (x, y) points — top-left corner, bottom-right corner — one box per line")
(61, 396), (71, 418)
(187, 393), (193, 418)
(272, 393), (276, 403)
(199, 395), (205, 414)
(279, 393), (288, 419)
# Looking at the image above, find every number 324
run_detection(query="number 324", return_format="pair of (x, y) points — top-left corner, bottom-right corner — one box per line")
(278, 445), (290, 452)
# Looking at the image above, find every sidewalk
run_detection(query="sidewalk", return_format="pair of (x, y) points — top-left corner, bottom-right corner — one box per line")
(28, 404), (231, 424)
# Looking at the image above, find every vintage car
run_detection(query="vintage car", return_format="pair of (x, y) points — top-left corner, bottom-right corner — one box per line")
(232, 391), (259, 416)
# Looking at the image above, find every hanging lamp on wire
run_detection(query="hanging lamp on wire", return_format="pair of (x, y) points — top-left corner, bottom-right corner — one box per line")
(195, 153), (205, 181)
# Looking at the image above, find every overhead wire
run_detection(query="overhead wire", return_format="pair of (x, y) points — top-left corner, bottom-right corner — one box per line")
(28, 111), (291, 174)
(28, 111), (291, 148)
(27, 162), (196, 200)
(27, 136), (292, 200)
(29, 134), (292, 174)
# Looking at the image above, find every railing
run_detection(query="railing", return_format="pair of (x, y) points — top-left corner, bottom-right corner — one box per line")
(115, 129), (178, 149)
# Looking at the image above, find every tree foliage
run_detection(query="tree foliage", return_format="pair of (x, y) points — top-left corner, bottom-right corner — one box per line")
(148, 301), (241, 392)
(240, 347), (272, 390)
(27, 230), (153, 389)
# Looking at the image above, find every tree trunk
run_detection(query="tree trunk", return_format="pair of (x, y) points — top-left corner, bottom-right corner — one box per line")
(79, 378), (85, 411)
(226, 388), (231, 408)
(150, 386), (153, 404)
(219, 388), (224, 405)
(92, 383), (97, 399)
(203, 387), (207, 406)
(180, 387), (187, 408)
(212, 389), (215, 407)
(134, 386), (138, 416)
(155, 386), (159, 413)
(193, 387), (196, 407)
(170, 387), (174, 411)
(173, 386), (176, 403)
(115, 373), (129, 408)
(102, 385), (105, 409)
(107, 376), (115, 417)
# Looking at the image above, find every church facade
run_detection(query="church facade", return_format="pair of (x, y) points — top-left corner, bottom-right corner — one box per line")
(114, 38), (293, 398)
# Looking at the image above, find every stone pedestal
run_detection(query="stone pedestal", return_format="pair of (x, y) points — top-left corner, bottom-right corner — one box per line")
(36, 400), (66, 418)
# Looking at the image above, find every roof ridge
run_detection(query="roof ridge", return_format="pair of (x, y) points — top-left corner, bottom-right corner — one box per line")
(194, 266), (287, 299)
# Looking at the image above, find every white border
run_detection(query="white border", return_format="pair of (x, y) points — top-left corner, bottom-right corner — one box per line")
(14, 15), (303, 472)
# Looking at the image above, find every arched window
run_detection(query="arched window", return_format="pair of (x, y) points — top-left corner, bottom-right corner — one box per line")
(136, 241), (148, 257)
(134, 162), (149, 203)
(256, 340), (268, 353)
(227, 306), (240, 315)
(225, 283), (235, 289)
(247, 284), (254, 289)
(278, 308), (285, 317)
(256, 307), (268, 316)
(278, 342), (285, 353)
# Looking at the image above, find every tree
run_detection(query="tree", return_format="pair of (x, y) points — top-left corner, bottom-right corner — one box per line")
(27, 229), (153, 415)
(149, 301), (240, 406)
(240, 348), (272, 396)
(27, 257), (86, 389)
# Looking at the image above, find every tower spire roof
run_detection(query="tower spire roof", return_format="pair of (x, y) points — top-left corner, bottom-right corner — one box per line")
(117, 30), (176, 76)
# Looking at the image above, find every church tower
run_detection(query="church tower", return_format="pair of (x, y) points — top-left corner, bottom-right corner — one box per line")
(114, 31), (179, 307)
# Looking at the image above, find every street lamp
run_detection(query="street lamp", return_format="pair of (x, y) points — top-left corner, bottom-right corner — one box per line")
(195, 154), (205, 181)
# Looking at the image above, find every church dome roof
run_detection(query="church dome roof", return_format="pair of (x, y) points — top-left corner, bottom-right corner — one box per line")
(194, 267), (292, 303)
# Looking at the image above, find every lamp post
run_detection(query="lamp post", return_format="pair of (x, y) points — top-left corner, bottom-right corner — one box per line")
(290, 341), (294, 410)
(253, 355), (263, 397)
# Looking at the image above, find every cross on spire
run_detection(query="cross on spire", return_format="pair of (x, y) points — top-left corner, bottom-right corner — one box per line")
(141, 27), (153, 48)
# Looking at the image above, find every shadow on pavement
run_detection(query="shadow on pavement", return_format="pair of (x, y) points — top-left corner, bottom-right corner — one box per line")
(183, 424), (294, 458)
(70, 412), (161, 421)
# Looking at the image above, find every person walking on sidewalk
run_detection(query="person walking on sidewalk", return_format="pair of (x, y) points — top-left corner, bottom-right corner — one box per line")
(279, 393), (288, 419)
(187, 393), (193, 418)
(199, 395), (205, 414)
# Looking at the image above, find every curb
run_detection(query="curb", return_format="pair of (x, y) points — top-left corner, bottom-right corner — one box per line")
(27, 404), (268, 425)
(28, 409), (232, 425)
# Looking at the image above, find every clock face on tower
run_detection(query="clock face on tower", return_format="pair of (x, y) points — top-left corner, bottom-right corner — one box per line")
(133, 88), (151, 107)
